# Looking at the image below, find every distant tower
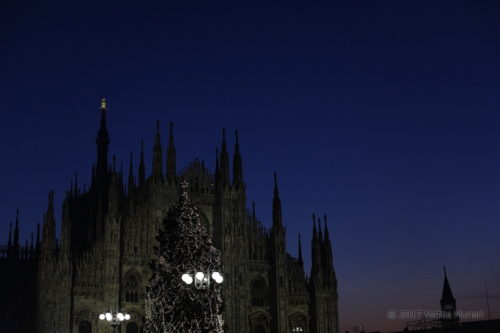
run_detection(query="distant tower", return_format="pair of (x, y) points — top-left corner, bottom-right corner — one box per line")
(440, 266), (458, 325)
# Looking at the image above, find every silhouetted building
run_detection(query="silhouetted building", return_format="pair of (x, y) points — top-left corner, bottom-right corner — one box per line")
(392, 269), (499, 333)
(0, 99), (339, 333)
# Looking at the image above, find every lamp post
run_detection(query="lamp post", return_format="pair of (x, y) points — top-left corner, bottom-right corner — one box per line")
(98, 311), (131, 333)
(181, 270), (223, 289)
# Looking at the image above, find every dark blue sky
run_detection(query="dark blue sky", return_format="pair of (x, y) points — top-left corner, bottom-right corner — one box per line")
(1, 1), (499, 332)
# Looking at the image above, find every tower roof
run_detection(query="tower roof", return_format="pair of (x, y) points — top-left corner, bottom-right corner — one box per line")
(441, 266), (456, 303)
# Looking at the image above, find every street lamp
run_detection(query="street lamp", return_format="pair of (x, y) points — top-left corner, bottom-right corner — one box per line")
(98, 311), (131, 332)
(181, 270), (223, 289)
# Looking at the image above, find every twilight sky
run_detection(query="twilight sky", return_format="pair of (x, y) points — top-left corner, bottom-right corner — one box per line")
(1, 1), (499, 332)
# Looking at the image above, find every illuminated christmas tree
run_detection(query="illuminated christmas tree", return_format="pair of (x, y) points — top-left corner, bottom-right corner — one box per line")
(144, 181), (224, 333)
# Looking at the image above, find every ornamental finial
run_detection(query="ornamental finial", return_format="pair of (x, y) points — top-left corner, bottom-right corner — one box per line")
(100, 97), (107, 110)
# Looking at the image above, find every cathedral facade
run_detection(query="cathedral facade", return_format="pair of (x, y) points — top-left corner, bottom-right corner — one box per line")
(1, 99), (339, 333)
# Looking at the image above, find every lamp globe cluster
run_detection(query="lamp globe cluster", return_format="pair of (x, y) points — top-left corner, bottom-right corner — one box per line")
(98, 311), (131, 325)
(181, 271), (224, 289)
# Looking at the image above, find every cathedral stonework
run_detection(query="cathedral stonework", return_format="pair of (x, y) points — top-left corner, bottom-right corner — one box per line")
(0, 100), (339, 333)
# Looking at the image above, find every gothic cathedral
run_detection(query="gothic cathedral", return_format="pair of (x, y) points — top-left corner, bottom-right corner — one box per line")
(0, 99), (339, 333)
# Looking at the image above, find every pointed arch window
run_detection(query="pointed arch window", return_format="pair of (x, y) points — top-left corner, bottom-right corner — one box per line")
(124, 274), (139, 302)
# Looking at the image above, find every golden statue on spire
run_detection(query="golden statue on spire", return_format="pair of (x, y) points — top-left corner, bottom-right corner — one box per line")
(100, 97), (107, 110)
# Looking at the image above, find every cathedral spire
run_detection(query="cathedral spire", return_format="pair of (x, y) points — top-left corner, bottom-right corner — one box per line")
(269, 173), (288, 333)
(95, 97), (110, 185)
(214, 148), (220, 188)
(13, 209), (20, 249)
(323, 214), (334, 275)
(252, 201), (256, 222)
(298, 233), (303, 263)
(152, 120), (163, 182)
(311, 213), (317, 266)
(36, 223), (40, 249)
(324, 214), (329, 236)
(91, 164), (96, 185)
(232, 130), (243, 189)
(138, 139), (146, 186)
(7, 222), (12, 250)
(311, 213), (322, 278)
(60, 199), (71, 257)
(274, 171), (279, 197)
(128, 151), (135, 191)
(166, 121), (176, 184)
(312, 213), (317, 235)
(74, 171), (78, 195)
(41, 191), (56, 255)
(318, 214), (323, 244)
(120, 161), (123, 181)
(323, 215), (332, 249)
(272, 172), (283, 229)
(219, 129), (230, 188)
(318, 215), (325, 273)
